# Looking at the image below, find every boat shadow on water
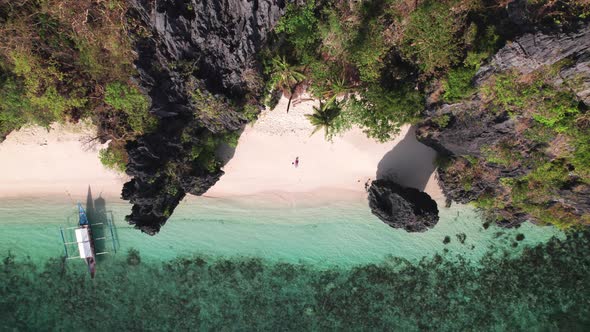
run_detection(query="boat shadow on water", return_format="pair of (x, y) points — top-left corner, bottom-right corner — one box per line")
(84, 186), (120, 263)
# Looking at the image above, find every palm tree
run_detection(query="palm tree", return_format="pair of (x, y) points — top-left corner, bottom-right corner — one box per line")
(309, 73), (353, 105)
(268, 56), (306, 113)
(268, 56), (305, 95)
(305, 98), (342, 138)
(322, 76), (353, 100)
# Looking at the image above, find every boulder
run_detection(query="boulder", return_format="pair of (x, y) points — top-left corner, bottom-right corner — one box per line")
(368, 180), (439, 232)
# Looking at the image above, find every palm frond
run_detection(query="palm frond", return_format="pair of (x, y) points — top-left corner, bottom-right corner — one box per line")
(305, 99), (342, 139)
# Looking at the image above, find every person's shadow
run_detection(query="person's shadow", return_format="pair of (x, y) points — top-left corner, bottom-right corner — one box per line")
(376, 126), (437, 191)
(86, 186), (119, 261)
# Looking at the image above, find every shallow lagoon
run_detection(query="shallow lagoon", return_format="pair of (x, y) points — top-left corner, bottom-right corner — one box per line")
(3, 194), (588, 331)
(0, 193), (561, 265)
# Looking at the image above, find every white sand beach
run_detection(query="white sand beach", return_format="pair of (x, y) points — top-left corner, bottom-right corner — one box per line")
(0, 96), (443, 203)
(207, 95), (444, 202)
(0, 121), (127, 199)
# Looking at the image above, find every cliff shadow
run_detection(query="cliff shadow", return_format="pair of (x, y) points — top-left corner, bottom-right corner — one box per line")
(86, 186), (120, 262)
(376, 126), (437, 191)
(215, 128), (244, 166)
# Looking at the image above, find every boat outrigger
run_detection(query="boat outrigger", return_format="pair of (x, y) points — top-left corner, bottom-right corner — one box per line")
(59, 203), (117, 278)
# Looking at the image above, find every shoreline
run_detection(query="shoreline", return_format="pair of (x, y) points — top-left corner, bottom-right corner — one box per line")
(0, 96), (444, 206)
(0, 121), (127, 200)
(206, 95), (444, 203)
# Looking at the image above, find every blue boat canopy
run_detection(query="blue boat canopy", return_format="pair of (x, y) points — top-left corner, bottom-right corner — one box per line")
(78, 203), (89, 226)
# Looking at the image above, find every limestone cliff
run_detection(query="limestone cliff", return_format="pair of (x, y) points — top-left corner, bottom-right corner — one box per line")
(122, 0), (288, 234)
(417, 24), (590, 228)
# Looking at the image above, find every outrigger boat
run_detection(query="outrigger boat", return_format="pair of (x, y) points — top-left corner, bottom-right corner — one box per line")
(59, 203), (117, 278)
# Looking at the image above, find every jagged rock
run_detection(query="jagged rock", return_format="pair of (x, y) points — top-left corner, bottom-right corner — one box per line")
(368, 180), (439, 232)
(477, 24), (590, 105)
(122, 0), (289, 234)
(506, 0), (530, 27)
(417, 23), (590, 228)
(416, 102), (518, 158)
(129, 0), (287, 96)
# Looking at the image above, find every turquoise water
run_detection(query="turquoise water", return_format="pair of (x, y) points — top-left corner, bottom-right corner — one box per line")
(2, 193), (588, 330)
(0, 194), (561, 265)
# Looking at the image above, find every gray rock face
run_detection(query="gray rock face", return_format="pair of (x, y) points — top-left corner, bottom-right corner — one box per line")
(417, 23), (590, 227)
(417, 102), (517, 158)
(368, 180), (439, 232)
(122, 0), (288, 234)
(478, 24), (590, 105)
(129, 0), (287, 96)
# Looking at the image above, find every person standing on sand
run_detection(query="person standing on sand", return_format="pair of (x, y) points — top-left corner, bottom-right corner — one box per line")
(294, 156), (299, 168)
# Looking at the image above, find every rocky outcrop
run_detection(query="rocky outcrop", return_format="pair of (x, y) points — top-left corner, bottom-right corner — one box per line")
(417, 23), (590, 227)
(477, 24), (590, 106)
(417, 102), (518, 158)
(122, 0), (289, 234)
(368, 180), (439, 232)
(129, 0), (287, 97)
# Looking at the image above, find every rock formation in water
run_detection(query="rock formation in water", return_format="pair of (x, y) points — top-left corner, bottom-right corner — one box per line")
(417, 23), (590, 227)
(122, 0), (288, 234)
(368, 180), (439, 232)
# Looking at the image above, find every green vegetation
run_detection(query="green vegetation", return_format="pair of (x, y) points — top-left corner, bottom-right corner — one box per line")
(335, 85), (423, 142)
(398, 1), (463, 75)
(273, 1), (319, 60)
(181, 133), (226, 174)
(442, 67), (477, 102)
(263, 56), (306, 106)
(305, 99), (342, 138)
(0, 72), (32, 136)
(481, 140), (522, 168)
(223, 131), (241, 148)
(241, 104), (260, 123)
(442, 26), (500, 102)
(263, 0), (494, 141)
(526, 0), (590, 26)
(190, 88), (229, 118)
(0, 1), (154, 171)
(104, 82), (156, 135)
(432, 114), (451, 128)
(510, 161), (582, 229)
(98, 144), (127, 173)
(474, 67), (590, 229)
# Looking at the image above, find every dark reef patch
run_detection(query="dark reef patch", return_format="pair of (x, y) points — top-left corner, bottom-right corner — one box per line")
(1, 231), (589, 330)
(456, 233), (467, 244)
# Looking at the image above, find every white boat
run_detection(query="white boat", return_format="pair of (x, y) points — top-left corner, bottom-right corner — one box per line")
(59, 203), (117, 278)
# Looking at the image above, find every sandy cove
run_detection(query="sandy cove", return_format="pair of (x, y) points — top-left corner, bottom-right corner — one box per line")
(0, 121), (127, 199)
(0, 96), (443, 204)
(207, 96), (443, 203)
